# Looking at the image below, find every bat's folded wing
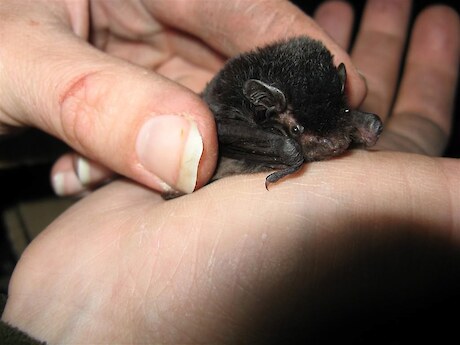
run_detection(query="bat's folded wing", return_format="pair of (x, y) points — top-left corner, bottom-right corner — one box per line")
(216, 118), (304, 186)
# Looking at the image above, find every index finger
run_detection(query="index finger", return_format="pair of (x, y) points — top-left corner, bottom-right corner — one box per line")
(144, 0), (367, 108)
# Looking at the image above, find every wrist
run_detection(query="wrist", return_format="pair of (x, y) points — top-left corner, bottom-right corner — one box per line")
(1, 294), (46, 345)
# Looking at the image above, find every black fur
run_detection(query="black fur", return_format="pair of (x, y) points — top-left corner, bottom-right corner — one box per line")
(202, 36), (383, 187)
(204, 36), (347, 136)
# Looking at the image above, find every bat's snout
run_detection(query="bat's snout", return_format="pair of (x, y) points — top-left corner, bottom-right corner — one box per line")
(301, 133), (351, 162)
(350, 111), (383, 147)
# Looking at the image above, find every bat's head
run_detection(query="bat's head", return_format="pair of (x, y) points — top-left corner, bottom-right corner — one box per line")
(243, 62), (383, 162)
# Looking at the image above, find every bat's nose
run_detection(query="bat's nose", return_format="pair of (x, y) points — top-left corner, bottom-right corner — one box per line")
(369, 116), (383, 136)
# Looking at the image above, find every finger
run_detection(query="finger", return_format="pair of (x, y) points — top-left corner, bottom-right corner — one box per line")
(166, 34), (225, 72)
(51, 153), (114, 196)
(351, 0), (412, 119)
(155, 57), (216, 93)
(378, 6), (460, 155)
(313, 0), (355, 50)
(144, 0), (367, 108)
(89, 0), (226, 72)
(0, 3), (217, 194)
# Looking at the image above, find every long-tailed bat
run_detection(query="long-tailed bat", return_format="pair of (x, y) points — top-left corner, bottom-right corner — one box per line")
(203, 36), (383, 188)
(164, 37), (382, 199)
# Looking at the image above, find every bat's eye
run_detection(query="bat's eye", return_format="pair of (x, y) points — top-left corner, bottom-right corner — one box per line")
(289, 124), (304, 137)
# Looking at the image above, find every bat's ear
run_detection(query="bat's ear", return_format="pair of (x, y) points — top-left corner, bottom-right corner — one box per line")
(349, 110), (383, 147)
(338, 63), (346, 94)
(243, 79), (287, 116)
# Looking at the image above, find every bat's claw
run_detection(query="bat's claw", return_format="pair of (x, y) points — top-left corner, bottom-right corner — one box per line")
(265, 163), (304, 190)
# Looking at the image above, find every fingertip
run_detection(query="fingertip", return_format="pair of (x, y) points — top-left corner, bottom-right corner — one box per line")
(417, 4), (460, 28)
(176, 94), (219, 190)
(51, 153), (114, 196)
(413, 5), (460, 62)
(192, 101), (219, 190)
(51, 154), (84, 196)
(134, 98), (218, 194)
(347, 68), (368, 108)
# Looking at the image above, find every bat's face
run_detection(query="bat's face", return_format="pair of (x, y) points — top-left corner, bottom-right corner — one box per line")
(274, 107), (382, 162)
(243, 63), (383, 163)
(273, 107), (353, 162)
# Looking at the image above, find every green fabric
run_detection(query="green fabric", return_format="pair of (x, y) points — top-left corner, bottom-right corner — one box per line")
(0, 294), (46, 345)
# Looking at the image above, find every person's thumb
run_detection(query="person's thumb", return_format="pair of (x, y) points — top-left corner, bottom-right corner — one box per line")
(0, 8), (217, 194)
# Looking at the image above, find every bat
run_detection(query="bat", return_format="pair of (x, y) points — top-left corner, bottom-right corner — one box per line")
(203, 36), (383, 188)
(164, 36), (383, 199)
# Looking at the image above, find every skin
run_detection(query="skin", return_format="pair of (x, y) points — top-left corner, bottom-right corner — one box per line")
(2, 0), (460, 344)
(0, 0), (364, 194)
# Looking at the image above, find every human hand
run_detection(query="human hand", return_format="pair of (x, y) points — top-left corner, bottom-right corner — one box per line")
(0, 0), (363, 196)
(2, 1), (460, 343)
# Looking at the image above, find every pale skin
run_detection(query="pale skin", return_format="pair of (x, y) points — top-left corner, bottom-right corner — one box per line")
(0, 0), (365, 194)
(1, 0), (460, 344)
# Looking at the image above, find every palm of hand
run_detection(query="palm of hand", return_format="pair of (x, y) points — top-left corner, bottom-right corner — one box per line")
(88, 1), (224, 93)
(4, 151), (459, 343)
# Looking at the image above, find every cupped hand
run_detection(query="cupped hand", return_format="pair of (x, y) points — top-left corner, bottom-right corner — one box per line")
(0, 0), (362, 195)
(2, 1), (460, 344)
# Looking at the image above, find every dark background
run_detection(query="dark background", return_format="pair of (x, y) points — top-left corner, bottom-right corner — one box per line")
(1, 1), (459, 343)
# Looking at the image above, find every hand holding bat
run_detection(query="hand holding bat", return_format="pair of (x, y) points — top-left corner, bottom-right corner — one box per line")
(2, 1), (459, 344)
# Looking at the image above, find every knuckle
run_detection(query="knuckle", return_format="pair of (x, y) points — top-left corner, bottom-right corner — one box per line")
(384, 113), (449, 156)
(58, 71), (108, 154)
